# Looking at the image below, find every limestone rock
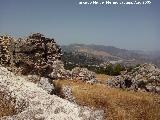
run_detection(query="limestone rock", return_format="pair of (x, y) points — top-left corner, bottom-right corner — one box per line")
(71, 67), (96, 81)
(25, 75), (54, 94)
(37, 77), (54, 94)
(107, 63), (160, 94)
(26, 75), (41, 83)
(48, 60), (71, 80)
(0, 66), (104, 120)
(86, 78), (97, 85)
(61, 86), (76, 103)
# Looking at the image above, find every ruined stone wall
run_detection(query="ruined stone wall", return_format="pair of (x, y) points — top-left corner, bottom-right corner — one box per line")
(0, 33), (62, 76)
(0, 35), (14, 67)
(0, 33), (96, 81)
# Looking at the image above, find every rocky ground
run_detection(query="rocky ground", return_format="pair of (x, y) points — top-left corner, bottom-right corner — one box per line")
(0, 33), (160, 120)
(53, 79), (160, 120)
(0, 33), (103, 120)
(106, 63), (160, 94)
(0, 67), (103, 120)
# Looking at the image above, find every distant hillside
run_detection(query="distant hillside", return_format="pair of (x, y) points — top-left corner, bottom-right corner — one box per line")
(61, 44), (156, 67)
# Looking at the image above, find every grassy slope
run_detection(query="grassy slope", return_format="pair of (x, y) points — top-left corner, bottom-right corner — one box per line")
(54, 75), (160, 120)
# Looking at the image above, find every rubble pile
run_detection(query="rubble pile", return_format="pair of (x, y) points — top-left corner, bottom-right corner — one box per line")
(0, 66), (104, 120)
(71, 67), (97, 82)
(107, 63), (160, 94)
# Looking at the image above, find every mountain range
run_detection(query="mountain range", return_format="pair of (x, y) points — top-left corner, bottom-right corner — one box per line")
(61, 44), (160, 68)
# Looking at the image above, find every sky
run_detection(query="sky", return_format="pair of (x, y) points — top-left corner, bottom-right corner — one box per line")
(0, 0), (160, 51)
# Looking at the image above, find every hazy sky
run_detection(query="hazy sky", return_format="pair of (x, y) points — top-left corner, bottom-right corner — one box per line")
(0, 0), (159, 51)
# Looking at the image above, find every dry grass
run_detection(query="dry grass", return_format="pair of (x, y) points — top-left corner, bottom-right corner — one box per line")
(96, 74), (113, 84)
(53, 80), (160, 120)
(0, 91), (17, 117)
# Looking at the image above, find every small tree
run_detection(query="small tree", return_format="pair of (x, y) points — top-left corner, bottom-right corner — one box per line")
(113, 64), (123, 76)
(104, 64), (124, 76)
(105, 64), (114, 75)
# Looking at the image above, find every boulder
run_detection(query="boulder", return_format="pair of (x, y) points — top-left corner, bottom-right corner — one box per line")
(61, 86), (76, 103)
(86, 78), (97, 85)
(37, 77), (54, 94)
(48, 60), (71, 80)
(71, 67), (96, 81)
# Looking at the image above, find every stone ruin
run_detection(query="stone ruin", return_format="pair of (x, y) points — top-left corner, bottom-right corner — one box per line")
(0, 33), (96, 82)
(0, 33), (66, 94)
(0, 33), (62, 76)
(0, 35), (14, 67)
(0, 33), (97, 95)
(0, 33), (102, 119)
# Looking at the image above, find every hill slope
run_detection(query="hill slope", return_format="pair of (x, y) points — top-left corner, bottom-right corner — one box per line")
(62, 44), (155, 67)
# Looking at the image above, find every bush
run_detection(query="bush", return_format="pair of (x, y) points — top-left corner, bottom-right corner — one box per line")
(105, 64), (124, 76)
(113, 64), (125, 76)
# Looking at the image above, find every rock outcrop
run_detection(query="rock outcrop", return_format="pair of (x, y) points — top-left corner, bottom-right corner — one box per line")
(107, 63), (160, 94)
(0, 66), (104, 120)
(61, 86), (76, 103)
(48, 60), (71, 79)
(71, 67), (96, 82)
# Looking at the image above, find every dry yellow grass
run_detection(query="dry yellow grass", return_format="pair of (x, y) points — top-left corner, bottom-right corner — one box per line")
(53, 80), (160, 120)
(96, 74), (113, 84)
(0, 91), (17, 117)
